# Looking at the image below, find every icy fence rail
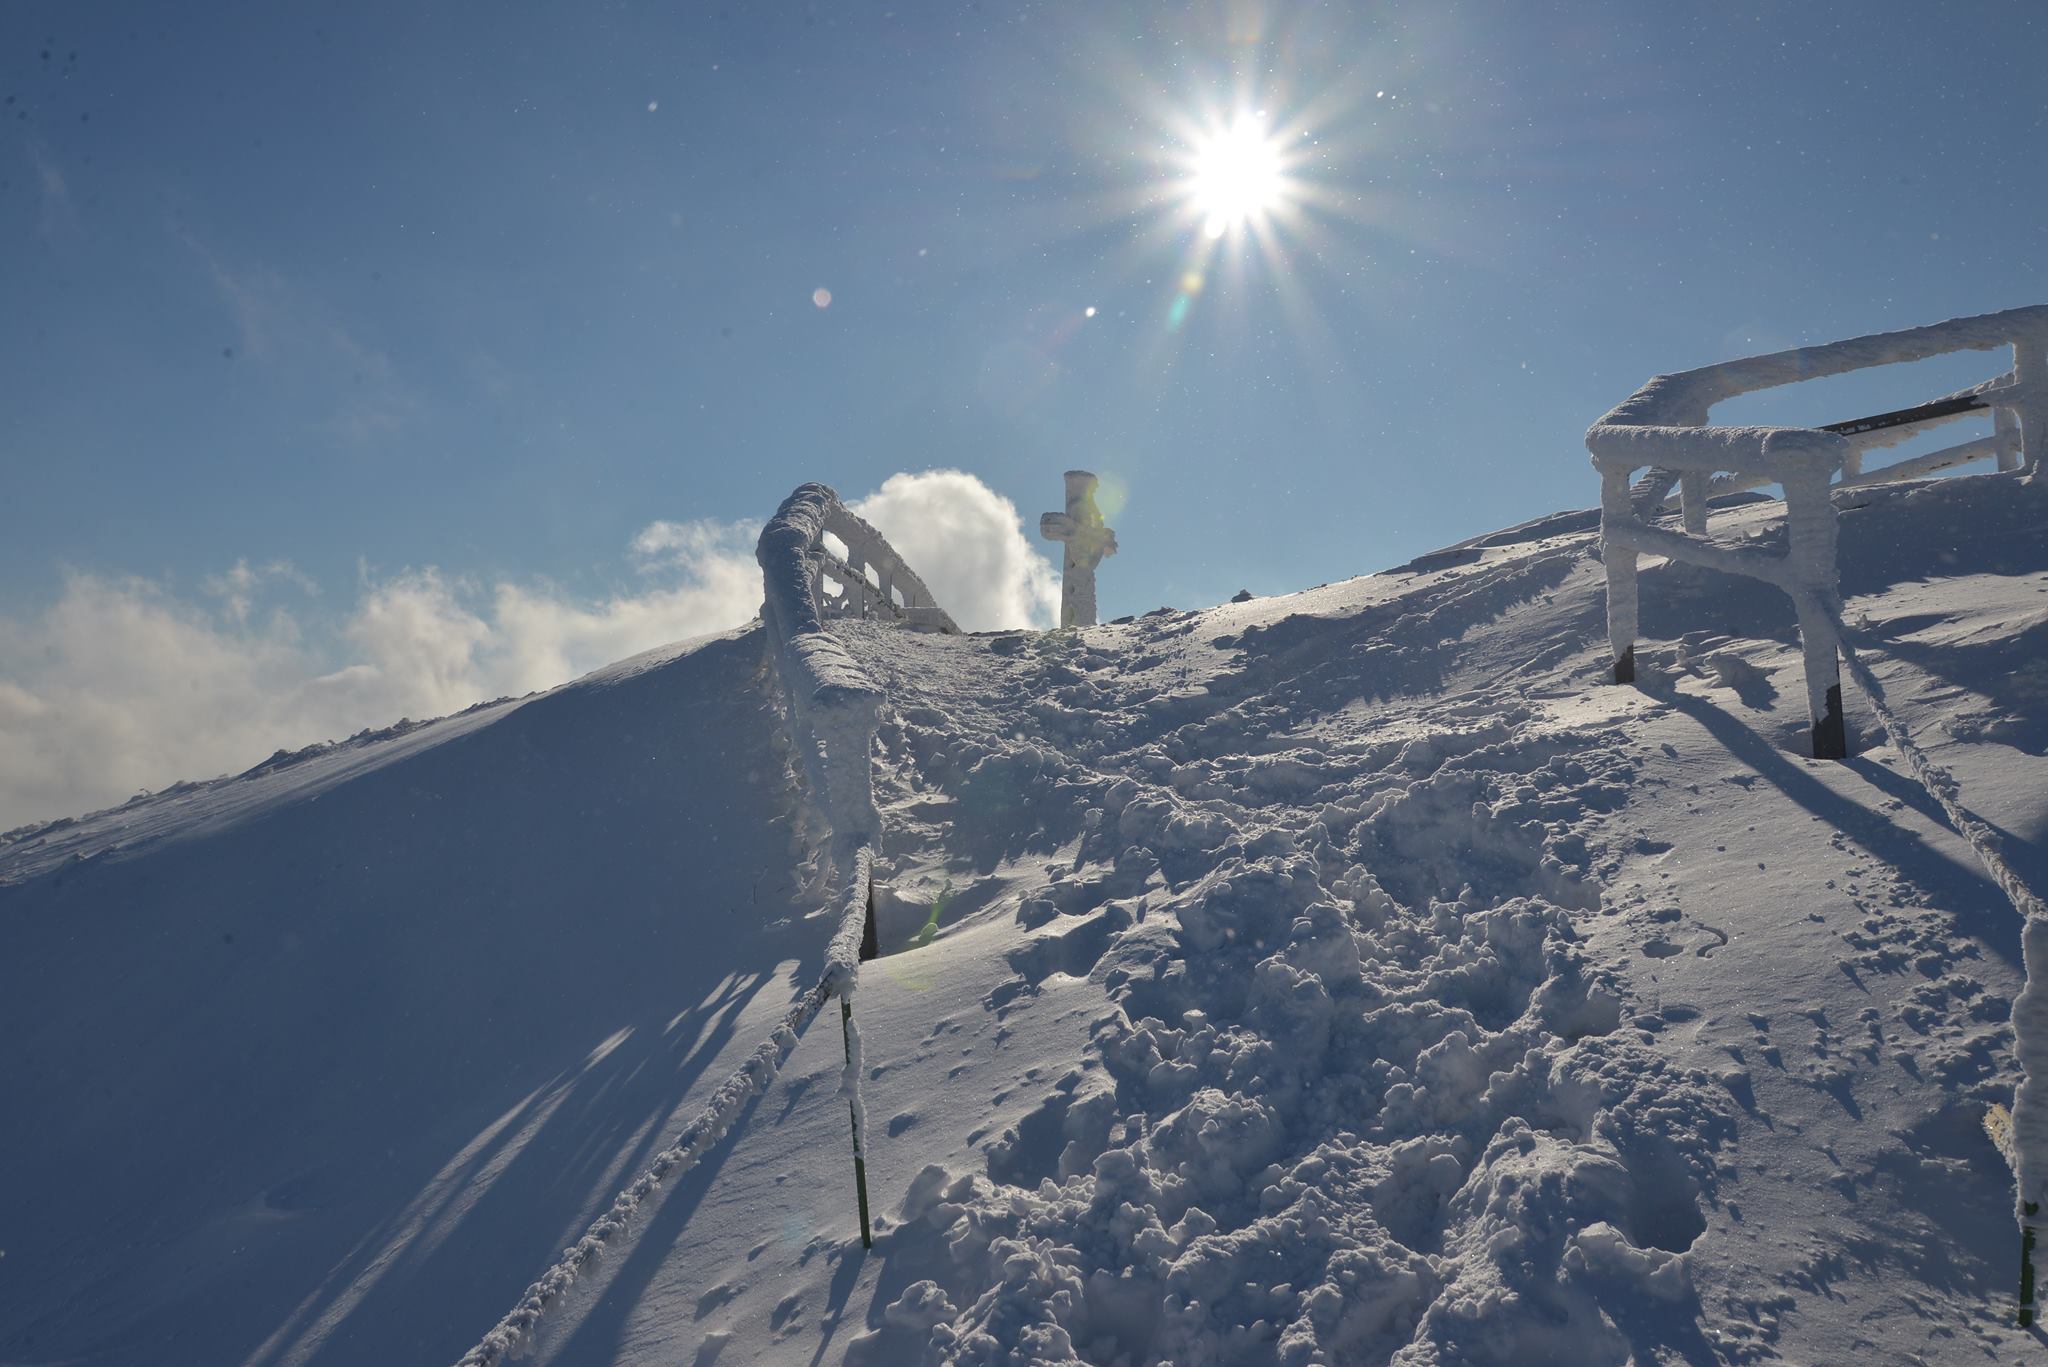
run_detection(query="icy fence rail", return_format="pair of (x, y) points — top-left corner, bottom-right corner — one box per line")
(454, 484), (948, 1365)
(802, 486), (959, 634)
(1587, 303), (2048, 759)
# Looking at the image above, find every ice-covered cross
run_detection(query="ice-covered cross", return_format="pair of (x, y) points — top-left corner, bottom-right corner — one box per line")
(1039, 469), (1117, 628)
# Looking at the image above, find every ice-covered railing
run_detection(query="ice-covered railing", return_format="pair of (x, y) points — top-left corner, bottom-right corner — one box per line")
(1587, 304), (2048, 760)
(454, 484), (953, 1365)
(757, 483), (897, 849)
(1592, 307), (2048, 1321)
(800, 489), (959, 634)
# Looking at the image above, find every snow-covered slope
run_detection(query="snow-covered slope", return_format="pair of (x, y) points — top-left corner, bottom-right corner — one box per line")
(4, 474), (2045, 1366)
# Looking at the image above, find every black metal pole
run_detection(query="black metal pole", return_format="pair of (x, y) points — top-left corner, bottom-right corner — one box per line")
(2022, 1203), (2038, 1328)
(841, 998), (873, 1250)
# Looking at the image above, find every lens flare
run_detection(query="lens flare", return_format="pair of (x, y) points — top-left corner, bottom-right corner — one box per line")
(1189, 117), (1284, 239)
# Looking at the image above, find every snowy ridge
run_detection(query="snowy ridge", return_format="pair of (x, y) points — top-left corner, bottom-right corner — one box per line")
(807, 470), (2047, 1364)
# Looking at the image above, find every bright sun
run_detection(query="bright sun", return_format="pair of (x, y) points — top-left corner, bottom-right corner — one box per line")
(1189, 117), (1285, 239)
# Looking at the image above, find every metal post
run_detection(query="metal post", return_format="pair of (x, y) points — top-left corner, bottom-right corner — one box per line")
(1997, 407), (2023, 474)
(1785, 463), (1847, 759)
(1794, 594), (1848, 760)
(840, 998), (873, 1249)
(2023, 1202), (2039, 1327)
(1678, 470), (1709, 536)
(1599, 464), (1639, 684)
(2015, 335), (2047, 480)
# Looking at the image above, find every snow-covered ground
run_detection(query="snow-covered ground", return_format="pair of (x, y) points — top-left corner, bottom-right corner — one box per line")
(4, 473), (2045, 1365)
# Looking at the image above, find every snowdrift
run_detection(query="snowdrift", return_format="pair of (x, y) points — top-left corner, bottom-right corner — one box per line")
(4, 473), (2045, 1365)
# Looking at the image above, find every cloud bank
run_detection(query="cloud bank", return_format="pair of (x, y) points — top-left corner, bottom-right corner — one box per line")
(0, 471), (1057, 831)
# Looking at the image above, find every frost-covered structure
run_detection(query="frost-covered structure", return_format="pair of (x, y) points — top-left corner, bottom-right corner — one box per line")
(1588, 304), (2048, 759)
(784, 486), (960, 635)
(756, 482), (950, 848)
(1041, 469), (1118, 628)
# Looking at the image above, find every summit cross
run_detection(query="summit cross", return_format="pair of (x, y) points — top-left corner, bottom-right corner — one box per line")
(1039, 469), (1117, 628)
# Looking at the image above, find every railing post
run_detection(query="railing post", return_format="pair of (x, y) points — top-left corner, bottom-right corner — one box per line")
(1997, 406), (2024, 474)
(840, 996), (874, 1249)
(1599, 463), (1639, 684)
(847, 548), (869, 617)
(1679, 470), (1710, 536)
(2016, 334), (2047, 479)
(1783, 459), (1847, 759)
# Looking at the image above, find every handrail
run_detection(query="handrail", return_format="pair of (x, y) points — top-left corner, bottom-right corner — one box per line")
(1587, 305), (2048, 759)
(812, 497), (958, 633)
(1819, 392), (1989, 438)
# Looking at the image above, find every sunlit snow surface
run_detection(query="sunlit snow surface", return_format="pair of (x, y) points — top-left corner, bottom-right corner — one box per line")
(4, 477), (2046, 1365)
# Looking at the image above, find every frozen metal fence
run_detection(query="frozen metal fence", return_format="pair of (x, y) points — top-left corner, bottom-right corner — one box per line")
(806, 492), (959, 633)
(1587, 304), (2048, 759)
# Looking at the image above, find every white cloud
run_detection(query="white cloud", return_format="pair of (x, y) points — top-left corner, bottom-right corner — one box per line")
(202, 558), (318, 625)
(0, 525), (764, 832)
(0, 473), (1056, 831)
(849, 470), (1060, 632)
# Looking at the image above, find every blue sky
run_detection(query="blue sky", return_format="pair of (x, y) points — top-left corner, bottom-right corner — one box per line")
(2, 0), (2045, 821)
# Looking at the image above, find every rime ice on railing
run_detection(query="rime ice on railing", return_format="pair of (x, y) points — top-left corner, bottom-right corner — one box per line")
(807, 496), (958, 634)
(1586, 304), (2048, 760)
(755, 481), (963, 1252)
(757, 483), (957, 846)
(1589, 310), (2048, 1311)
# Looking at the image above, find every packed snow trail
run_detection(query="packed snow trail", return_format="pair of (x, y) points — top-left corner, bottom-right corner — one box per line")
(729, 470), (2037, 1365)
(835, 545), (1734, 1365)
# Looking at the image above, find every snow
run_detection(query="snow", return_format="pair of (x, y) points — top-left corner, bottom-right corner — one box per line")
(4, 470), (2046, 1365)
